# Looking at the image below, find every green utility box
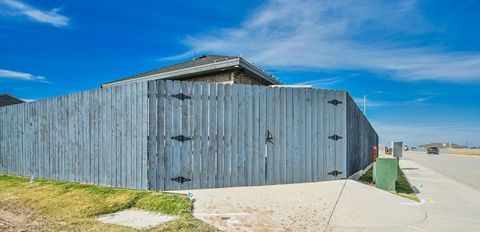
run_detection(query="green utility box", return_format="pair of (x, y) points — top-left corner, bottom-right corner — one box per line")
(375, 157), (398, 191)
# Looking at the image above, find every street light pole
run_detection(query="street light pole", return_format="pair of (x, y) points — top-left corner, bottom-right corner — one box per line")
(364, 95), (367, 116)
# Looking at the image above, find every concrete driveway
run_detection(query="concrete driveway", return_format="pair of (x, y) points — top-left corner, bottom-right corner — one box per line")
(172, 180), (426, 231)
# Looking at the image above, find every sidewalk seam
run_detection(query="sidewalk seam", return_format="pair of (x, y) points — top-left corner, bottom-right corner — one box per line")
(324, 180), (348, 231)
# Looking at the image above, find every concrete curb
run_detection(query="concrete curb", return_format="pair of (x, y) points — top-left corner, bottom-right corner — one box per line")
(349, 162), (373, 181)
(398, 159), (419, 194)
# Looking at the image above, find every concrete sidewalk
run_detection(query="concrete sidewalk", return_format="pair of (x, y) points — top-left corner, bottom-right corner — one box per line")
(172, 180), (426, 231)
(328, 180), (426, 232)
(400, 159), (480, 231)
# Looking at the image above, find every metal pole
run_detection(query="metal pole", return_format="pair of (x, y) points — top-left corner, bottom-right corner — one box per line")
(363, 95), (367, 116)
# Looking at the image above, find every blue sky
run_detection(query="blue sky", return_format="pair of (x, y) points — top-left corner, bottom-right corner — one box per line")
(0, 0), (479, 146)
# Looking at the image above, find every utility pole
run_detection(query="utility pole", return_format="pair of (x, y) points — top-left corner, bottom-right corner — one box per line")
(364, 95), (367, 116)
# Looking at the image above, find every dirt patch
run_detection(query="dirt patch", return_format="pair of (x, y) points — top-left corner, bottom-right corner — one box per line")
(0, 202), (46, 232)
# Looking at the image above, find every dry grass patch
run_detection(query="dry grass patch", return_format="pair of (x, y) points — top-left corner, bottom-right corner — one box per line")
(0, 175), (218, 232)
(447, 149), (480, 156)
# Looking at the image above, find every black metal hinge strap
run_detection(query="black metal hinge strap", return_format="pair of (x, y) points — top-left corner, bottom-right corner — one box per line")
(328, 99), (343, 105)
(171, 135), (191, 142)
(171, 93), (191, 100)
(328, 134), (343, 141)
(328, 170), (343, 177)
(171, 176), (191, 184)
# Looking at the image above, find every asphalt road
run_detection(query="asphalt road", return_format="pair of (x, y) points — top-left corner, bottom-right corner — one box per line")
(404, 151), (480, 191)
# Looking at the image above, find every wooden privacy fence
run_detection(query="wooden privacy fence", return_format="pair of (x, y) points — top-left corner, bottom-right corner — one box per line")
(0, 80), (377, 191)
(0, 82), (148, 190)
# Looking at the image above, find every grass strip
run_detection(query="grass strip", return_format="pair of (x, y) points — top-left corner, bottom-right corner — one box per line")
(0, 175), (218, 231)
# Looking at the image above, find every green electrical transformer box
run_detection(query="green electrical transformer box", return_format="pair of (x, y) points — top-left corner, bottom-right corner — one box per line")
(375, 157), (398, 191)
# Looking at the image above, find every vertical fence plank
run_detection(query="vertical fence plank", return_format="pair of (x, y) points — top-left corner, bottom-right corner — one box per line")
(244, 85), (253, 186)
(272, 87), (281, 184)
(311, 90), (318, 181)
(237, 85), (246, 186)
(337, 91), (347, 179)
(266, 87), (274, 184)
(141, 82), (149, 190)
(223, 84), (232, 187)
(251, 86), (260, 186)
(207, 83), (217, 189)
(305, 89), (313, 182)
(278, 87), (287, 184)
(230, 84), (239, 187)
(216, 84), (225, 188)
(157, 80), (166, 190)
(148, 81), (157, 190)
(258, 86), (267, 186)
(180, 81), (192, 190)
(192, 82), (202, 189)
(325, 90), (336, 180)
(199, 82), (208, 189)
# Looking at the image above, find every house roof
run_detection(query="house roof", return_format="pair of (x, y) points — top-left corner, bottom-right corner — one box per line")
(0, 93), (25, 107)
(102, 55), (282, 87)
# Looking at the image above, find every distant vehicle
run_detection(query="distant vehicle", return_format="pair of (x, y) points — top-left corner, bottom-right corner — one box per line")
(427, 147), (439, 155)
(411, 147), (417, 150)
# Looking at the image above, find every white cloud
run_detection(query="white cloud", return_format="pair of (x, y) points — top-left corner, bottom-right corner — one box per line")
(353, 95), (434, 108)
(172, 0), (480, 82)
(0, 69), (48, 82)
(0, 0), (69, 27)
(293, 77), (343, 88)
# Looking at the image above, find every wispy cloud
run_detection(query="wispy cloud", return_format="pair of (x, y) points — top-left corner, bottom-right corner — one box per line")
(293, 77), (343, 88)
(0, 0), (69, 27)
(171, 0), (480, 83)
(353, 95), (434, 107)
(0, 69), (49, 82)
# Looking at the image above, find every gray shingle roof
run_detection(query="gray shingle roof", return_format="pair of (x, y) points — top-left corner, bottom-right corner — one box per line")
(0, 94), (24, 107)
(105, 55), (239, 85)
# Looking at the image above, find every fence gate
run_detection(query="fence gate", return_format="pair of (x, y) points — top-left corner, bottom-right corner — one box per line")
(148, 80), (346, 191)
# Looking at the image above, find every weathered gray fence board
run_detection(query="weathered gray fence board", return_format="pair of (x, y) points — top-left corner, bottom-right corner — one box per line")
(156, 80), (166, 190)
(223, 84), (232, 187)
(230, 84), (239, 187)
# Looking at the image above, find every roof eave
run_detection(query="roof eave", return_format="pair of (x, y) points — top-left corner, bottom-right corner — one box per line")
(101, 57), (281, 87)
(101, 58), (242, 88)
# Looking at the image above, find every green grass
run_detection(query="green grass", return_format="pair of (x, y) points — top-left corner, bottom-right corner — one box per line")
(358, 166), (419, 202)
(358, 166), (373, 183)
(0, 175), (218, 232)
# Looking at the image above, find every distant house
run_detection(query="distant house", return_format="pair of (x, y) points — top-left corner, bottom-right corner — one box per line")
(419, 142), (466, 149)
(101, 55), (282, 88)
(0, 94), (24, 107)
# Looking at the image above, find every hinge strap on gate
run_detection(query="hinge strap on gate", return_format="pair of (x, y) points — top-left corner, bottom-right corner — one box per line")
(328, 170), (343, 177)
(328, 134), (343, 141)
(171, 135), (191, 142)
(171, 176), (191, 184)
(328, 99), (343, 105)
(171, 93), (191, 100)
